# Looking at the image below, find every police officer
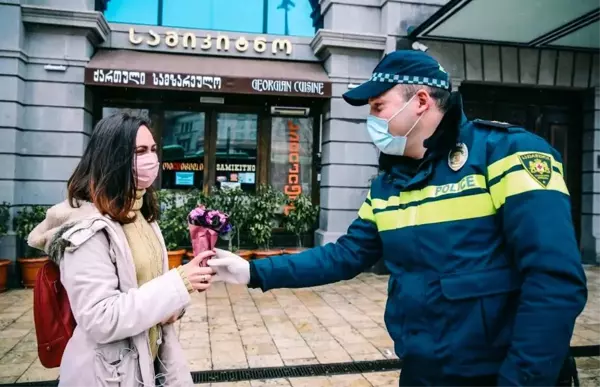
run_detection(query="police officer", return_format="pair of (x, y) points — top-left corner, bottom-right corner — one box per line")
(208, 50), (587, 386)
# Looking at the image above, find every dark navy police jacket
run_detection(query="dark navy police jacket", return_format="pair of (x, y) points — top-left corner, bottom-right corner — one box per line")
(248, 94), (587, 386)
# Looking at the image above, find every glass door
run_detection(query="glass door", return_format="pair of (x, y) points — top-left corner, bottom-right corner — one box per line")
(160, 111), (206, 190)
(212, 112), (259, 192)
(269, 116), (314, 213)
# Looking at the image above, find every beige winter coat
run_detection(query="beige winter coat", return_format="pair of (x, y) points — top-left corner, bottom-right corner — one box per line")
(28, 200), (194, 386)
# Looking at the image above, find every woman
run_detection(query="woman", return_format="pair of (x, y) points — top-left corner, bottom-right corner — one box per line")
(28, 112), (213, 386)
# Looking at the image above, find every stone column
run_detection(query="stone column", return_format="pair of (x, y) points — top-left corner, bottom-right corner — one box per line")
(310, 21), (386, 244)
(18, 5), (108, 206)
(581, 84), (600, 264)
(0, 2), (108, 286)
(0, 0), (25, 277)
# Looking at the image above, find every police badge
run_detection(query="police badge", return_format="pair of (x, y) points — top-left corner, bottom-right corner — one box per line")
(448, 143), (468, 171)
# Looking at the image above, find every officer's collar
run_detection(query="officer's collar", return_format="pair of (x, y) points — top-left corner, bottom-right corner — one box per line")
(422, 91), (465, 153)
(378, 92), (465, 173)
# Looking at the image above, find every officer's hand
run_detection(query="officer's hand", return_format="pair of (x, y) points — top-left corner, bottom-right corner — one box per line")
(207, 249), (250, 285)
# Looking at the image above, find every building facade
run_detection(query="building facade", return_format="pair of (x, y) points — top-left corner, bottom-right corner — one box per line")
(0, 0), (598, 287)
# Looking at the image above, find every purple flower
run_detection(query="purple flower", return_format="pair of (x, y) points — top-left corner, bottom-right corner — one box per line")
(205, 210), (221, 228)
(188, 206), (206, 225)
(188, 206), (232, 237)
(220, 223), (233, 235)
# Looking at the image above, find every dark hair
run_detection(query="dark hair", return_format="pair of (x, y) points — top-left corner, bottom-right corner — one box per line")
(67, 111), (159, 224)
(402, 85), (452, 112)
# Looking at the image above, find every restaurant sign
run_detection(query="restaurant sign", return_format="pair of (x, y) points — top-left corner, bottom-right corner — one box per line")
(283, 119), (302, 215)
(85, 68), (332, 98)
(162, 162), (204, 171)
(129, 28), (293, 56)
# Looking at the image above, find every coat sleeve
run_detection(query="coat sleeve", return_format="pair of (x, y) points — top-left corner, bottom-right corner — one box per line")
(485, 129), (587, 386)
(61, 230), (191, 345)
(249, 191), (383, 291)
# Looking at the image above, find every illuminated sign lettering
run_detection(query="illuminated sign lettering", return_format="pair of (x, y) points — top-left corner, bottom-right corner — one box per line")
(284, 120), (302, 215)
(162, 162), (204, 171)
(129, 28), (292, 56)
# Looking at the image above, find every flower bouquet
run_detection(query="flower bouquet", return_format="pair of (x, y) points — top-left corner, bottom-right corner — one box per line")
(187, 206), (232, 266)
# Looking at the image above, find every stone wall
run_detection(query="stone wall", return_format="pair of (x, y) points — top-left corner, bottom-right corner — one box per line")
(582, 87), (600, 264)
(0, 0), (107, 285)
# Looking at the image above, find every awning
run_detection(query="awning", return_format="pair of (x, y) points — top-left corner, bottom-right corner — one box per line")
(84, 50), (332, 98)
(409, 0), (599, 51)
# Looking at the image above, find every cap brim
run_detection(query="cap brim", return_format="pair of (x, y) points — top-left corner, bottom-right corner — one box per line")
(342, 80), (395, 106)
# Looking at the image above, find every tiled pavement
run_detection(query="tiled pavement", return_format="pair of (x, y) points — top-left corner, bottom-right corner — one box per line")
(0, 269), (598, 386)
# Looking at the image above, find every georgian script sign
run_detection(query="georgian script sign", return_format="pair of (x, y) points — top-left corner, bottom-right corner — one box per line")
(90, 69), (222, 90)
(283, 119), (302, 215)
(162, 162), (204, 171)
(129, 27), (293, 56)
(85, 68), (332, 98)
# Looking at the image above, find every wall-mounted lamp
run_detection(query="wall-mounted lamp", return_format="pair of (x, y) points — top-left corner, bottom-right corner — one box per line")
(44, 64), (67, 72)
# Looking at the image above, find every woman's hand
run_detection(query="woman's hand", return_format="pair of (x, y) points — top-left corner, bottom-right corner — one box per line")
(161, 314), (178, 325)
(161, 309), (183, 325)
(182, 250), (216, 291)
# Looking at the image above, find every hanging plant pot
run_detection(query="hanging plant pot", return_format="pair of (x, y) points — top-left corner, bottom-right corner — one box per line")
(17, 257), (49, 289)
(253, 249), (283, 259)
(0, 259), (11, 293)
(236, 250), (254, 261)
(167, 249), (186, 270)
(282, 247), (309, 255)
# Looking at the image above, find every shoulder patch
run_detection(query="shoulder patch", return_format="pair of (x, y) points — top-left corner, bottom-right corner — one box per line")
(518, 152), (552, 188)
(473, 119), (520, 130)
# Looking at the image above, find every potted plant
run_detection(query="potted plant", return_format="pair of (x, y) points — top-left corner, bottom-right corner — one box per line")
(282, 194), (319, 254)
(157, 190), (189, 269)
(249, 185), (286, 259)
(14, 205), (49, 288)
(0, 202), (11, 292)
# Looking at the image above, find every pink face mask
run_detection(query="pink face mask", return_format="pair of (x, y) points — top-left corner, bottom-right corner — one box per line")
(134, 153), (159, 189)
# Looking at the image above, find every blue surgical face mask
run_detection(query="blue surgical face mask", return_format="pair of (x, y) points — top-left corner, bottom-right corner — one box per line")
(367, 94), (424, 156)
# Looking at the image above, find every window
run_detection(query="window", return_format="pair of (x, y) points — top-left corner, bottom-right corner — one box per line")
(104, 0), (159, 25)
(102, 107), (149, 117)
(163, 0), (263, 34)
(161, 111), (206, 190)
(104, 0), (316, 37)
(101, 107), (154, 136)
(270, 117), (313, 205)
(214, 113), (258, 192)
(266, 0), (315, 36)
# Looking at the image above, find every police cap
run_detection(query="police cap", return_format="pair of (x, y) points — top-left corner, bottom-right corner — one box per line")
(342, 50), (452, 107)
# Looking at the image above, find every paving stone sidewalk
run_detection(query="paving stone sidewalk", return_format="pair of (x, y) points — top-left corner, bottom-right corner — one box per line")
(0, 269), (598, 385)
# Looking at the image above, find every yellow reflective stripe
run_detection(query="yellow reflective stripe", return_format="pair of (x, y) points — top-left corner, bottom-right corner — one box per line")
(374, 193), (496, 232)
(358, 201), (375, 222)
(488, 152), (563, 181)
(489, 169), (569, 209)
(370, 174), (487, 211)
(358, 190), (375, 222)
